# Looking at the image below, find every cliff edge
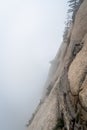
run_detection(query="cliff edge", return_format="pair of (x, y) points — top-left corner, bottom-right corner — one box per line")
(27, 0), (87, 129)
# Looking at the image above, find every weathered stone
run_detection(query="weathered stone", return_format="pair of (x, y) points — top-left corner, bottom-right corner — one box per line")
(27, 81), (59, 130)
(27, 1), (87, 130)
(68, 37), (87, 95)
(79, 76), (87, 111)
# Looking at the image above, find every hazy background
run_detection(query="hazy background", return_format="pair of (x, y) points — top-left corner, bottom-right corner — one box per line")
(0, 0), (68, 130)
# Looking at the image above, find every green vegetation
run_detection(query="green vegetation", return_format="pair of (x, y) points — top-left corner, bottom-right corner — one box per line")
(67, 0), (84, 22)
(53, 119), (64, 130)
(63, 0), (84, 41)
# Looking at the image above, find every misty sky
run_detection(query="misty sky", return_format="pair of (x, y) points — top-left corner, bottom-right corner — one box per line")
(0, 1), (68, 130)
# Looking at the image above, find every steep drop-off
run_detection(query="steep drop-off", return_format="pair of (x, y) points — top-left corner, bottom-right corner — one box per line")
(27, 0), (87, 129)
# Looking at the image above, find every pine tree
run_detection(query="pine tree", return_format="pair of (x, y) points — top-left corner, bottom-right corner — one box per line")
(63, 0), (84, 43)
(68, 0), (78, 22)
(67, 0), (84, 22)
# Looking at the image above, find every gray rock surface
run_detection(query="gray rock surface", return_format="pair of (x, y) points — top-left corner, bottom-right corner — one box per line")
(27, 0), (87, 130)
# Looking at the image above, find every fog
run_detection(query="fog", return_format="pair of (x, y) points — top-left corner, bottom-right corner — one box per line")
(0, 0), (68, 130)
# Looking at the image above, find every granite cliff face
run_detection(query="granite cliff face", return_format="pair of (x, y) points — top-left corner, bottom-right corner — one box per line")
(27, 0), (87, 129)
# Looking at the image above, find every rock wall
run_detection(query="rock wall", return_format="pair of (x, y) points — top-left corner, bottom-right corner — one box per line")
(27, 0), (87, 130)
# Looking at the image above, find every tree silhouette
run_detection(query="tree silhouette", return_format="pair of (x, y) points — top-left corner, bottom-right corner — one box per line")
(67, 0), (84, 22)
(63, 0), (84, 42)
